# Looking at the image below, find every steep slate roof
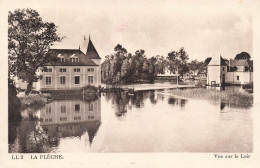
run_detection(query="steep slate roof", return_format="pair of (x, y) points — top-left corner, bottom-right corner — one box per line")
(230, 59), (253, 67)
(46, 49), (98, 66)
(86, 38), (101, 59)
(207, 56), (219, 66)
(221, 57), (228, 66)
(208, 56), (228, 66)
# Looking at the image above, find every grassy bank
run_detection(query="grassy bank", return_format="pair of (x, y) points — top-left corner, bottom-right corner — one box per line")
(168, 88), (253, 108)
(20, 94), (50, 109)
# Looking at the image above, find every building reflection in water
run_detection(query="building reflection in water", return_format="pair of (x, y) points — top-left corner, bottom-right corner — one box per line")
(8, 97), (101, 153)
(40, 98), (101, 146)
(168, 97), (187, 107)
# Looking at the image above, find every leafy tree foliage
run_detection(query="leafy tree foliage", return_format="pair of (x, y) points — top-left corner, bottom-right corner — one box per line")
(167, 47), (190, 78)
(101, 45), (159, 84)
(189, 59), (204, 74)
(102, 45), (206, 84)
(235, 52), (251, 60)
(8, 8), (64, 94)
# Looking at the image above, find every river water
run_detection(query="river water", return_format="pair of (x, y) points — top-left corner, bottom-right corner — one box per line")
(8, 88), (253, 153)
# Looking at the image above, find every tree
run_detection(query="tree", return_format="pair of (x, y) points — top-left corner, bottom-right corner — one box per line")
(121, 59), (130, 81)
(235, 52), (251, 60)
(167, 47), (189, 78)
(8, 8), (63, 94)
(189, 59), (205, 74)
(167, 51), (179, 74)
(178, 47), (189, 78)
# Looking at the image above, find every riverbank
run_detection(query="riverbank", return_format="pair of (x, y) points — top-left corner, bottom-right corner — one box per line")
(167, 88), (253, 108)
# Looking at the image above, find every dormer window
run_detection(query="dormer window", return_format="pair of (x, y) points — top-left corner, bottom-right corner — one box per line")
(58, 54), (65, 62)
(70, 54), (79, 62)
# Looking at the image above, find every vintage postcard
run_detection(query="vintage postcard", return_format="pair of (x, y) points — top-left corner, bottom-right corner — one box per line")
(1, 0), (260, 167)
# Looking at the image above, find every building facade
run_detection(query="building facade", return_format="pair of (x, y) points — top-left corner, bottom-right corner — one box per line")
(207, 56), (253, 86)
(225, 59), (253, 85)
(16, 36), (101, 91)
(156, 66), (179, 81)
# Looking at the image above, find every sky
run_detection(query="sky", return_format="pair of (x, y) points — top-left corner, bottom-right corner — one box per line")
(4, 0), (255, 62)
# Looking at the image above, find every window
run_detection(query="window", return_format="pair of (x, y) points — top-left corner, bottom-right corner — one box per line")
(60, 76), (66, 85)
(44, 68), (52, 72)
(74, 76), (80, 84)
(87, 68), (94, 72)
(75, 104), (80, 112)
(60, 117), (67, 121)
(46, 106), (51, 114)
(46, 77), (51, 85)
(59, 68), (66, 72)
(61, 105), (66, 113)
(74, 68), (80, 72)
(89, 102), (94, 111)
(88, 76), (94, 84)
(74, 116), (81, 120)
(222, 67), (225, 71)
(88, 115), (94, 120)
(58, 54), (65, 62)
(70, 57), (79, 62)
(237, 76), (239, 80)
(45, 118), (52, 122)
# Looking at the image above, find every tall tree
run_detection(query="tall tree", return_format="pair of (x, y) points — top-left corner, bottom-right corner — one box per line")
(235, 52), (251, 60)
(178, 47), (189, 78)
(167, 47), (189, 78)
(8, 8), (63, 94)
(167, 51), (180, 74)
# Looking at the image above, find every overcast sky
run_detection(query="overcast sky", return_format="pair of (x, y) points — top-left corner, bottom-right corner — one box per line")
(6, 0), (254, 62)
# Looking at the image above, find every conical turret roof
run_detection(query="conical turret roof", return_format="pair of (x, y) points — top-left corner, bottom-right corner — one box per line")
(86, 37), (101, 59)
(80, 35), (101, 59)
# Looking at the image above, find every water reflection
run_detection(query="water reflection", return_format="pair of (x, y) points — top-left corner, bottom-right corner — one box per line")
(9, 88), (253, 153)
(168, 97), (187, 107)
(9, 98), (101, 153)
(104, 91), (167, 117)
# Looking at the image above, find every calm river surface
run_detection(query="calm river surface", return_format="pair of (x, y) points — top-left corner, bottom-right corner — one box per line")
(9, 88), (253, 153)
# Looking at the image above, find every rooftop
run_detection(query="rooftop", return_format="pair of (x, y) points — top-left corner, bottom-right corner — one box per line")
(46, 49), (98, 66)
(80, 35), (101, 59)
(230, 59), (253, 67)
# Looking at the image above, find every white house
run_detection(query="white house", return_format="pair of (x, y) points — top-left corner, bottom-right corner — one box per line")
(225, 59), (253, 85)
(207, 56), (253, 86)
(15, 36), (101, 91)
(156, 66), (179, 81)
(207, 56), (228, 86)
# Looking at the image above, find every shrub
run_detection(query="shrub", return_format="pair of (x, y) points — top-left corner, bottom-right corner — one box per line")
(20, 94), (48, 109)
(81, 85), (98, 92)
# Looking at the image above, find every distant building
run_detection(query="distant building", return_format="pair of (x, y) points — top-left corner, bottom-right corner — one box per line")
(15, 36), (101, 91)
(156, 66), (179, 81)
(225, 59), (253, 85)
(207, 56), (253, 86)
